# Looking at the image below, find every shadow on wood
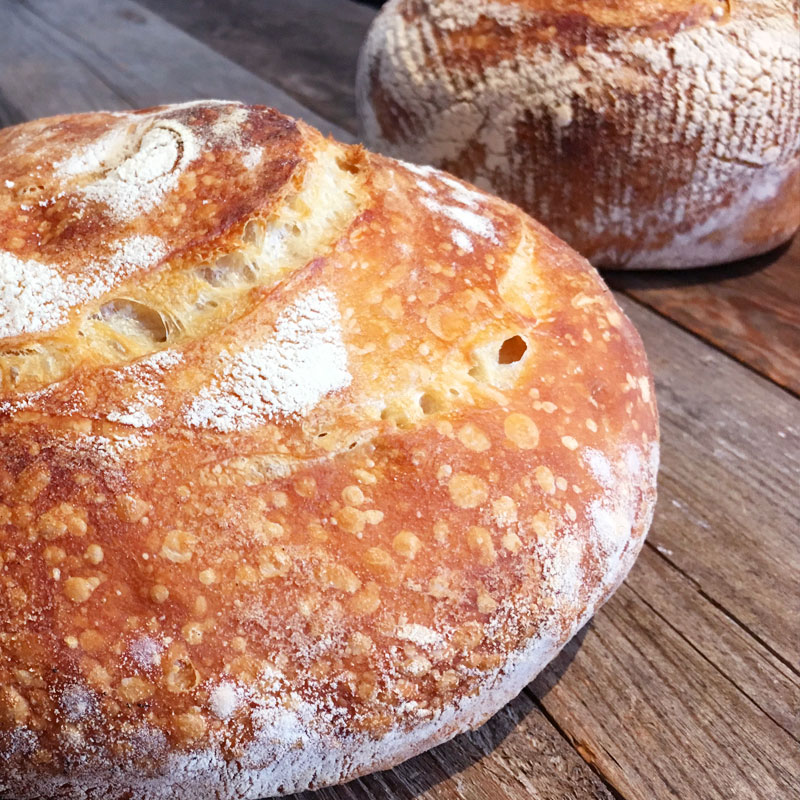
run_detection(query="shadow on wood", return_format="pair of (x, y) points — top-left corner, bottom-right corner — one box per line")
(604, 238), (794, 291)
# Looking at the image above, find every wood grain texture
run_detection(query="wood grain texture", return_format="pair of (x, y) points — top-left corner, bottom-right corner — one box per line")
(630, 547), (800, 740)
(0, 0), (353, 140)
(137, 0), (375, 133)
(619, 294), (800, 670)
(530, 580), (800, 800)
(607, 235), (800, 396)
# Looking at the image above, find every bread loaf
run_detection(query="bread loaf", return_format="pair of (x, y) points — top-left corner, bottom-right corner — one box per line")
(0, 101), (658, 799)
(357, 0), (800, 268)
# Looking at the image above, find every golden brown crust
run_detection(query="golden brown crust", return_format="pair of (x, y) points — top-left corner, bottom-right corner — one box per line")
(0, 102), (306, 340)
(0, 103), (658, 799)
(358, 0), (800, 268)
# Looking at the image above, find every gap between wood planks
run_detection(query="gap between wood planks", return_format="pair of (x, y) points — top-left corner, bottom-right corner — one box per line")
(630, 549), (799, 742)
(644, 541), (800, 684)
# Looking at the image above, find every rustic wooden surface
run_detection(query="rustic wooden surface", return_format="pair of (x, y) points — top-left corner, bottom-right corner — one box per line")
(607, 239), (800, 396)
(1, 1), (799, 799)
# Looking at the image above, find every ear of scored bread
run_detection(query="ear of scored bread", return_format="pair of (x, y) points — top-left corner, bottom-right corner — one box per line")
(0, 101), (658, 799)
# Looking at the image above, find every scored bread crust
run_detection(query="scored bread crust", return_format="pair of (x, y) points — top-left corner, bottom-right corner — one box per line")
(0, 102), (658, 799)
(356, 0), (800, 268)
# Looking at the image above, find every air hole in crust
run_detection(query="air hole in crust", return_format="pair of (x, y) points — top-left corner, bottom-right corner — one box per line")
(419, 393), (442, 415)
(94, 299), (168, 343)
(498, 335), (527, 364)
(197, 253), (258, 288)
(242, 219), (264, 246)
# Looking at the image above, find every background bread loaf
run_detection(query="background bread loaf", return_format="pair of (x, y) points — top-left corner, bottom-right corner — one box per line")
(0, 102), (657, 799)
(356, 0), (800, 268)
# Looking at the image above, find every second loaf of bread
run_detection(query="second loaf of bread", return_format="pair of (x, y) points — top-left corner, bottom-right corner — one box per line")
(357, 0), (800, 268)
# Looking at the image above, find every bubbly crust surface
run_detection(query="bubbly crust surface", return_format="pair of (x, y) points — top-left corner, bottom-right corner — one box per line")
(357, 0), (800, 268)
(0, 102), (658, 799)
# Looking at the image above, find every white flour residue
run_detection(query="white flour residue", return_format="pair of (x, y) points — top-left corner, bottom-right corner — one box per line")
(105, 235), (167, 280)
(209, 682), (243, 720)
(427, 0), (523, 31)
(0, 236), (166, 340)
(242, 146), (264, 170)
(186, 287), (351, 432)
(105, 348), (183, 428)
(59, 684), (98, 723)
(78, 121), (198, 221)
(210, 105), (249, 145)
(586, 442), (657, 599)
(55, 432), (152, 470)
(451, 229), (474, 252)
(133, 348), (184, 371)
(540, 535), (584, 603)
(127, 637), (164, 669)
(588, 499), (632, 581)
(0, 251), (83, 338)
(438, 174), (483, 208)
(582, 447), (614, 488)
(420, 196), (499, 244)
(401, 158), (499, 246)
(396, 623), (443, 648)
(54, 125), (132, 178)
(106, 408), (154, 428)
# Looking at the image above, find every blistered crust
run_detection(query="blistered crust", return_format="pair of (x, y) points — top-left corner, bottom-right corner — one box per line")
(0, 103), (658, 799)
(357, 0), (800, 268)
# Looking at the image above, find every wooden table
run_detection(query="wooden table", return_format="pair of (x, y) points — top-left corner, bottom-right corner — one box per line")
(1, 1), (798, 798)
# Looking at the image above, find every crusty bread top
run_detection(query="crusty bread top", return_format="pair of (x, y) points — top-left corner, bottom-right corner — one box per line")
(0, 103), (657, 782)
(397, 0), (729, 36)
(390, 0), (796, 68)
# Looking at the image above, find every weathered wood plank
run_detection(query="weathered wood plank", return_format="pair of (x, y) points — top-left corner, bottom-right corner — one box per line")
(530, 581), (800, 800)
(630, 547), (800, 740)
(0, 0), (129, 127)
(0, 0), (352, 140)
(617, 294), (800, 671)
(293, 691), (615, 800)
(607, 236), (800, 396)
(137, 0), (375, 134)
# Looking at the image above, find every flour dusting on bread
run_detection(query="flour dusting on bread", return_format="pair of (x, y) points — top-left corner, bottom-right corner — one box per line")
(186, 286), (351, 431)
(358, 0), (800, 267)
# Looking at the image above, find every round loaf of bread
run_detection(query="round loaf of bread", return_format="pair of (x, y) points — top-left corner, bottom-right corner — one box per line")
(356, 0), (800, 268)
(0, 101), (658, 799)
